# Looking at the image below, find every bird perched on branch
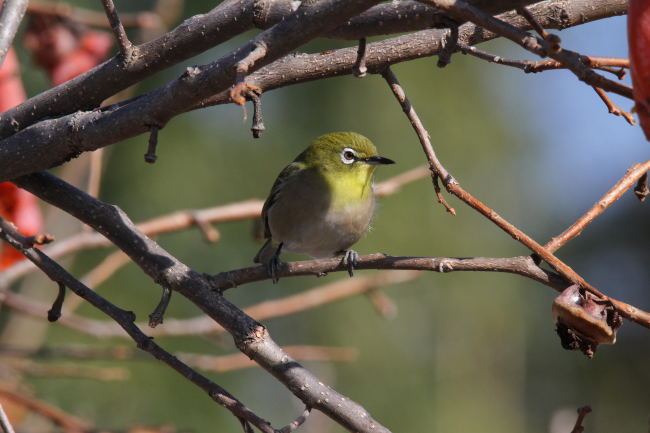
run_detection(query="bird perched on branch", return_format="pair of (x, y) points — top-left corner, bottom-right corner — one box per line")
(254, 132), (395, 282)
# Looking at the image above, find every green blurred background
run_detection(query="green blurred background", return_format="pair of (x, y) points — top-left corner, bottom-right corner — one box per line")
(4, 1), (649, 432)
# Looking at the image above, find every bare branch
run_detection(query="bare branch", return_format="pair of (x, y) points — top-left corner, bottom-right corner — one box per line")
(516, 5), (561, 53)
(145, 125), (159, 163)
(592, 86), (636, 124)
(47, 282), (66, 323)
(12, 172), (390, 433)
(425, 0), (632, 99)
(0, 402), (16, 433)
(571, 406), (592, 433)
(352, 37), (368, 78)
(0, 0), (28, 69)
(437, 18), (458, 67)
(0, 384), (91, 433)
(0, 217), (276, 433)
(635, 172), (649, 202)
(0, 1), (627, 183)
(148, 285), (172, 328)
(379, 67), (650, 329)
(100, 0), (134, 59)
(279, 406), (312, 433)
(247, 90), (266, 138)
(544, 160), (650, 254)
(231, 45), (268, 106)
(27, 1), (163, 30)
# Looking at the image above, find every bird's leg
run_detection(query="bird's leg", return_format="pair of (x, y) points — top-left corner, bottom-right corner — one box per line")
(268, 242), (284, 284)
(338, 250), (358, 277)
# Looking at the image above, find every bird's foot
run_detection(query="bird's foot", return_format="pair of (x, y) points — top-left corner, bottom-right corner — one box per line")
(268, 242), (284, 284)
(342, 250), (358, 277)
(267, 255), (282, 284)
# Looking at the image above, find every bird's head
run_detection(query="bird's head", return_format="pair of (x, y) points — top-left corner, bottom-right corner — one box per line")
(297, 132), (395, 178)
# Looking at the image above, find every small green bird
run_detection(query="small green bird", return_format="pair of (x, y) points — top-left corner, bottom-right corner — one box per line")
(254, 132), (395, 282)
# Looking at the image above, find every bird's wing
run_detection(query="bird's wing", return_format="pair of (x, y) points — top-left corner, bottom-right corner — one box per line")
(260, 161), (303, 239)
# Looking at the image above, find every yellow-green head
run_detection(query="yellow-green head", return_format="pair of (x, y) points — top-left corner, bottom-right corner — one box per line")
(295, 132), (395, 201)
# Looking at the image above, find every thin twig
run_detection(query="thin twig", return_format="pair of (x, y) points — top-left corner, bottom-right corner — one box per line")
(352, 37), (368, 77)
(634, 173), (648, 202)
(27, 0), (164, 30)
(247, 90), (265, 138)
(0, 219), (54, 249)
(47, 281), (66, 322)
(231, 45), (268, 106)
(437, 18), (458, 68)
(432, 173), (455, 215)
(87, 149), (104, 198)
(592, 86), (636, 125)
(145, 125), (159, 163)
(0, 216), (276, 433)
(380, 66), (650, 327)
(0, 402), (16, 433)
(149, 285), (172, 328)
(279, 405), (312, 433)
(100, 0), (134, 59)
(238, 417), (254, 433)
(571, 406), (592, 433)
(516, 6), (561, 53)
(366, 288), (398, 319)
(0, 385), (91, 433)
(458, 44), (628, 81)
(544, 160), (650, 254)
(0, 0), (29, 70)
(425, 0), (632, 99)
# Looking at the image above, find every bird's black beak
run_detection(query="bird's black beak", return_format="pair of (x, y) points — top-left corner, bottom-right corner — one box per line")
(365, 155), (396, 165)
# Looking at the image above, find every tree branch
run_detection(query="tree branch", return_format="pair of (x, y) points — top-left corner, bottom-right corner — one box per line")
(11, 171), (390, 433)
(0, 0), (626, 183)
(0, 0), (28, 69)
(0, 216), (276, 433)
(3, 166), (428, 284)
(379, 67), (650, 330)
(100, 0), (134, 59)
(192, 0), (625, 110)
(544, 160), (650, 254)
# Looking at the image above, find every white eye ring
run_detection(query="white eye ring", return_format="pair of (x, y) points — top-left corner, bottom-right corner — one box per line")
(341, 148), (356, 165)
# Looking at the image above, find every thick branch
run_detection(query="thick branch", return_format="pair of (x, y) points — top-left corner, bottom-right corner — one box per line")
(0, 0), (385, 182)
(192, 0), (626, 110)
(0, 0), (626, 183)
(0, 0), (537, 141)
(0, 217), (275, 433)
(12, 171), (389, 433)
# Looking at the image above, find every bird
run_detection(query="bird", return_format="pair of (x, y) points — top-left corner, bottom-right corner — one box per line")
(253, 132), (395, 282)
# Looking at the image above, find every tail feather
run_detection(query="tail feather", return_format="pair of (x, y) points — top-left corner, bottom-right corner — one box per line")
(253, 239), (275, 264)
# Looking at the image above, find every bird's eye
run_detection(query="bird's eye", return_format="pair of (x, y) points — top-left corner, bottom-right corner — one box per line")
(341, 148), (356, 165)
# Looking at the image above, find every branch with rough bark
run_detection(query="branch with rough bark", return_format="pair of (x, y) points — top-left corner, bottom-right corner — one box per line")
(0, 0), (627, 183)
(10, 171), (390, 433)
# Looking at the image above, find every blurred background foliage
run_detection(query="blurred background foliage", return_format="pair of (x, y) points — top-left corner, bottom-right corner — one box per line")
(2, 1), (649, 433)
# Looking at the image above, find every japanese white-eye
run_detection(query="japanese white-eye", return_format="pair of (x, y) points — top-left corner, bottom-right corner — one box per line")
(254, 132), (395, 281)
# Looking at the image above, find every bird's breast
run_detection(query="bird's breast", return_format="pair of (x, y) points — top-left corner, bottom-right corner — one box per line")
(267, 170), (375, 258)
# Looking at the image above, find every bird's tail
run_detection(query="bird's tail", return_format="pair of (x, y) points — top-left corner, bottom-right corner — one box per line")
(253, 239), (275, 264)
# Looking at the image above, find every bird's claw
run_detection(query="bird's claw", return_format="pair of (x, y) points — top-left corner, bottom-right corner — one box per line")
(268, 254), (282, 284)
(342, 250), (358, 277)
